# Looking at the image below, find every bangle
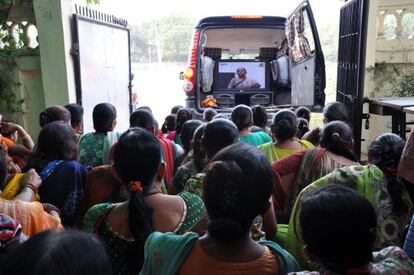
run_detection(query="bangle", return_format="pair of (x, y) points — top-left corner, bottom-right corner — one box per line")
(23, 183), (38, 193)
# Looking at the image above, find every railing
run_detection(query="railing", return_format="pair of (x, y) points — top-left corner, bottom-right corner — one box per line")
(0, 21), (38, 54)
(376, 1), (414, 63)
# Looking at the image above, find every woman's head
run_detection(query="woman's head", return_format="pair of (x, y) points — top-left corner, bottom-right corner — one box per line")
(164, 114), (176, 132)
(0, 230), (111, 275)
(297, 117), (310, 139)
(204, 143), (273, 244)
(202, 118), (239, 159)
(295, 106), (311, 122)
(114, 128), (161, 187)
(64, 104), (84, 134)
(171, 105), (183, 114)
(39, 105), (71, 128)
(179, 120), (203, 152)
(129, 109), (155, 132)
(92, 103), (117, 133)
(368, 133), (407, 214)
(252, 105), (268, 128)
(368, 133), (405, 173)
(323, 101), (350, 125)
(271, 109), (297, 142)
(320, 121), (357, 161)
(176, 108), (193, 134)
(202, 108), (218, 122)
(26, 121), (77, 172)
(300, 184), (376, 272)
(231, 104), (253, 131)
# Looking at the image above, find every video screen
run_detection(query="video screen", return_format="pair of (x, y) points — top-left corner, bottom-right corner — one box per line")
(217, 61), (266, 90)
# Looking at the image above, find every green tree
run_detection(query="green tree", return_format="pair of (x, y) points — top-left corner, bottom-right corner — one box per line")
(129, 13), (196, 63)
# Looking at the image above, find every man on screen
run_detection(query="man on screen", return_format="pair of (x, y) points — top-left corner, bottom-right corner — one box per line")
(227, 67), (261, 89)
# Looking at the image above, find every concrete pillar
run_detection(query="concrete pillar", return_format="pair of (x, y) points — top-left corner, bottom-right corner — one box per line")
(33, 0), (76, 106)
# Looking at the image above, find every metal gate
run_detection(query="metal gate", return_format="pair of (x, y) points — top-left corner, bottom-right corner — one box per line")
(336, 0), (369, 159)
(72, 5), (132, 133)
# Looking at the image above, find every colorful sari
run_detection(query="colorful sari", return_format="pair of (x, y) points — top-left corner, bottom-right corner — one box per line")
(83, 191), (206, 274)
(1, 173), (40, 201)
(78, 131), (120, 167)
(0, 198), (62, 237)
(140, 232), (300, 275)
(258, 139), (313, 163)
(38, 160), (88, 227)
(276, 165), (413, 269)
(272, 148), (356, 223)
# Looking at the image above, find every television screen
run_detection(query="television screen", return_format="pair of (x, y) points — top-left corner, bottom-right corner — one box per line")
(217, 61), (266, 90)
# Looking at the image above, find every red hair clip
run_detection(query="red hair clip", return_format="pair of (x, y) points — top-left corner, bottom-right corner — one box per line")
(128, 181), (143, 193)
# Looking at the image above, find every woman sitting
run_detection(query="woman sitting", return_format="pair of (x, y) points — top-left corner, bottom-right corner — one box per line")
(83, 128), (206, 274)
(231, 104), (272, 146)
(23, 121), (88, 227)
(78, 103), (120, 167)
(258, 109), (313, 163)
(141, 143), (299, 274)
(272, 121), (358, 223)
(292, 184), (414, 274)
(279, 133), (413, 268)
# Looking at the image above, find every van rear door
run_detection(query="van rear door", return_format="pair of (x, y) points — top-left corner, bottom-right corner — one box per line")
(286, 0), (325, 110)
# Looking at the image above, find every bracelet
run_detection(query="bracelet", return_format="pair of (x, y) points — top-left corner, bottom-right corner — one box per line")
(23, 183), (38, 193)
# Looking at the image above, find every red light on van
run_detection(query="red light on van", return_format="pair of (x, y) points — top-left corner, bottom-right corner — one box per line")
(183, 30), (200, 95)
(231, 15), (263, 19)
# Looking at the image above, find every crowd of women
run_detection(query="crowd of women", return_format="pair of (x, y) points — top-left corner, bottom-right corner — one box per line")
(1, 101), (414, 274)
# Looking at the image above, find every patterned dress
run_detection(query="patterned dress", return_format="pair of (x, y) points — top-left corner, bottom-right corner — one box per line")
(290, 246), (414, 275)
(83, 191), (206, 274)
(78, 132), (120, 168)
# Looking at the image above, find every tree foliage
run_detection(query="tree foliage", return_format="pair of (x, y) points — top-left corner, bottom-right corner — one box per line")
(130, 13), (196, 63)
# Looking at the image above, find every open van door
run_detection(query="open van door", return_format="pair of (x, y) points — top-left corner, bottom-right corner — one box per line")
(286, 0), (325, 110)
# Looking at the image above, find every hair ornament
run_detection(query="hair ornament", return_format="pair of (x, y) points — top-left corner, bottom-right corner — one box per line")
(127, 181), (143, 193)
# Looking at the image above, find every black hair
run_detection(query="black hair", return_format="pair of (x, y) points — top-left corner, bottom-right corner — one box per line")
(203, 108), (218, 122)
(64, 103), (84, 129)
(39, 105), (71, 128)
(163, 114), (176, 132)
(113, 127), (161, 270)
(204, 143), (273, 244)
(176, 108), (193, 134)
(297, 117), (310, 139)
(24, 121), (78, 173)
(368, 133), (407, 214)
(171, 105), (183, 114)
(295, 106), (311, 122)
(323, 101), (350, 124)
(300, 184), (376, 272)
(137, 106), (152, 113)
(271, 109), (298, 142)
(230, 104), (253, 131)
(203, 118), (239, 159)
(129, 109), (155, 131)
(252, 105), (268, 128)
(0, 230), (111, 275)
(320, 121), (357, 162)
(179, 120), (203, 153)
(92, 103), (117, 133)
(192, 124), (207, 172)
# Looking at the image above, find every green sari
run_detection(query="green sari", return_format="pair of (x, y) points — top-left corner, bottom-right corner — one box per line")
(140, 231), (300, 275)
(274, 165), (413, 270)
